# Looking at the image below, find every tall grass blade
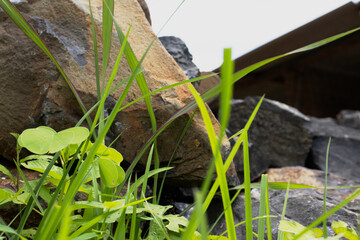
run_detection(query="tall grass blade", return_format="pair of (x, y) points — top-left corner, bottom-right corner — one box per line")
(277, 180), (291, 240)
(56, 208), (71, 240)
(323, 137), (331, 238)
(141, 144), (155, 202)
(243, 131), (253, 240)
(187, 81), (236, 239)
(0, 224), (26, 240)
(107, 2), (162, 202)
(219, 48), (233, 138)
(208, 185), (244, 235)
(88, 0), (101, 101)
(265, 178), (272, 240)
(102, 0), (114, 91)
(157, 110), (197, 204)
(195, 191), (208, 240)
(257, 174), (268, 240)
(183, 96), (264, 237)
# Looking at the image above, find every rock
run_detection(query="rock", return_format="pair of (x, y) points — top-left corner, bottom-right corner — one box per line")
(137, 0), (151, 25)
(309, 117), (360, 182)
(159, 36), (200, 88)
(228, 96), (312, 181)
(336, 110), (360, 130)
(0, 0), (237, 186)
(208, 167), (360, 239)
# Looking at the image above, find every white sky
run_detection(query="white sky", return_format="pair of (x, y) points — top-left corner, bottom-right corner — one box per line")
(146, 0), (355, 71)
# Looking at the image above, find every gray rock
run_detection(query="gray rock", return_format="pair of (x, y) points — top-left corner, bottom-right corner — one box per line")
(159, 36), (200, 87)
(208, 167), (360, 239)
(337, 110), (360, 131)
(310, 117), (360, 182)
(228, 96), (313, 181)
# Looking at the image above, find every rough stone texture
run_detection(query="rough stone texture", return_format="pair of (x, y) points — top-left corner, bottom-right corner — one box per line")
(136, 0), (151, 25)
(159, 36), (200, 85)
(310, 116), (360, 182)
(228, 96), (313, 181)
(337, 109), (360, 130)
(0, 0), (237, 186)
(208, 167), (360, 239)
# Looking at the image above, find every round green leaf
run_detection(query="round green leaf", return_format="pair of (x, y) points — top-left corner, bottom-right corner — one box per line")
(96, 144), (110, 156)
(58, 127), (89, 145)
(48, 130), (74, 153)
(106, 148), (123, 163)
(99, 158), (125, 188)
(18, 126), (56, 154)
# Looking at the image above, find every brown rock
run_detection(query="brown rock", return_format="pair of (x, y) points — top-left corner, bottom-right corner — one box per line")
(137, 0), (151, 25)
(0, 0), (238, 186)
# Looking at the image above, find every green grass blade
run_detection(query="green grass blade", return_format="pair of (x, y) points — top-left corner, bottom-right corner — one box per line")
(219, 216), (277, 238)
(323, 137), (331, 238)
(265, 178), (272, 240)
(257, 174), (268, 240)
(16, 152), (60, 235)
(102, 0), (114, 91)
(183, 96), (264, 237)
(88, 0), (101, 101)
(0, 224), (27, 240)
(141, 144), (155, 202)
(195, 191), (208, 240)
(243, 131), (253, 240)
(277, 180), (291, 240)
(187, 81), (236, 239)
(56, 207), (71, 240)
(110, 6), (157, 134)
(157, 110), (197, 204)
(14, 163), (44, 213)
(219, 48), (233, 137)
(69, 213), (108, 239)
(208, 184), (244, 235)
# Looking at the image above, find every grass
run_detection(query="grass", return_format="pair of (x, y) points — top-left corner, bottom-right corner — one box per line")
(0, 0), (360, 239)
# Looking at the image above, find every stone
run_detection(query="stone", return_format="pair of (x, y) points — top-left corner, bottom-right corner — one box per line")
(227, 96), (312, 181)
(159, 36), (200, 88)
(208, 167), (360, 239)
(336, 109), (360, 130)
(0, 0), (237, 186)
(137, 0), (151, 25)
(309, 116), (360, 182)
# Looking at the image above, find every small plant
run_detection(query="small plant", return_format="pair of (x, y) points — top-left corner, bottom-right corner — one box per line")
(279, 220), (359, 240)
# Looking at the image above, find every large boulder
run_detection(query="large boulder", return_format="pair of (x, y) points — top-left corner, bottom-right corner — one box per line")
(228, 96), (313, 181)
(309, 117), (360, 182)
(0, 0), (237, 186)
